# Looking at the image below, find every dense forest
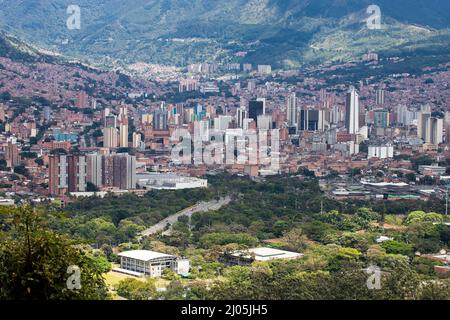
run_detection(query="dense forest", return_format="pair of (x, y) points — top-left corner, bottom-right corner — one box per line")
(1, 173), (449, 300)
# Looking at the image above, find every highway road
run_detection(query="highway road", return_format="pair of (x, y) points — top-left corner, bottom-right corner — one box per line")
(138, 196), (231, 238)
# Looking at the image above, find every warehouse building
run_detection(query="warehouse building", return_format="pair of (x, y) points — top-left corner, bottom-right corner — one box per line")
(220, 247), (303, 266)
(137, 173), (207, 190)
(114, 250), (190, 277)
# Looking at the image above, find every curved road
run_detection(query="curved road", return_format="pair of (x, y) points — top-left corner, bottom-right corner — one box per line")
(138, 196), (231, 238)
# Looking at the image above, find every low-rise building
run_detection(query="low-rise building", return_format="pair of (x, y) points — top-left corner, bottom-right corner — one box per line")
(220, 247), (303, 266)
(137, 173), (207, 190)
(114, 250), (190, 277)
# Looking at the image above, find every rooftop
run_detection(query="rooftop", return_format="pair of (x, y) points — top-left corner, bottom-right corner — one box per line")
(118, 250), (175, 261)
(231, 247), (303, 261)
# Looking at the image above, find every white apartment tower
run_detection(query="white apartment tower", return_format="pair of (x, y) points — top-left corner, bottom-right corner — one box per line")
(287, 92), (297, 126)
(345, 87), (360, 134)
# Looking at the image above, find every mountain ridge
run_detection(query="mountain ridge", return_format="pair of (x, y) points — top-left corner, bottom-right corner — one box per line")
(1, 0), (450, 68)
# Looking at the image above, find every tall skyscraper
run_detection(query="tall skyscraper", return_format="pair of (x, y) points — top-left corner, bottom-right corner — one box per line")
(86, 153), (103, 188)
(298, 109), (328, 132)
(6, 140), (20, 168)
(153, 109), (168, 130)
(376, 89), (385, 105)
(67, 155), (87, 193)
(0, 103), (5, 122)
(374, 110), (390, 128)
(132, 132), (142, 149)
(49, 155), (67, 196)
(257, 115), (273, 130)
(249, 100), (264, 124)
(105, 115), (117, 128)
(110, 154), (136, 190)
(49, 154), (87, 195)
(236, 106), (247, 129)
(287, 92), (297, 126)
(103, 127), (118, 148)
(427, 117), (444, 145)
(215, 115), (233, 131)
(119, 119), (129, 148)
(418, 111), (444, 145)
(43, 106), (51, 122)
(345, 87), (360, 134)
(417, 111), (431, 141)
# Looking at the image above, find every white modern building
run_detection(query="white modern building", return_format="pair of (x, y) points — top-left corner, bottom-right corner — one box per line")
(286, 92), (297, 126)
(345, 86), (360, 134)
(221, 247), (303, 266)
(368, 145), (394, 159)
(115, 250), (190, 277)
(137, 173), (207, 190)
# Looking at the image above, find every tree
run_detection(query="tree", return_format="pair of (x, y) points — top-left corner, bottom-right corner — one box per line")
(406, 211), (443, 224)
(160, 279), (185, 300)
(381, 240), (414, 257)
(273, 220), (290, 237)
(281, 228), (308, 252)
(86, 182), (99, 192)
(199, 232), (259, 248)
(13, 165), (29, 177)
(162, 268), (180, 281)
(406, 173), (416, 182)
(0, 206), (109, 300)
(116, 278), (156, 300)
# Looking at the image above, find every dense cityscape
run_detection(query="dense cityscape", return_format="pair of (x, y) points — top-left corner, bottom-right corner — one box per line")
(0, 0), (450, 308)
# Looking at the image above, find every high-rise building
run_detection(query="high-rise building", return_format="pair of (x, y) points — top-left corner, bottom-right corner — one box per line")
(287, 93), (297, 126)
(249, 100), (264, 124)
(153, 109), (168, 130)
(418, 111), (444, 145)
(427, 117), (444, 145)
(198, 120), (210, 141)
(86, 153), (103, 188)
(49, 154), (87, 195)
(376, 89), (385, 105)
(67, 155), (87, 193)
(75, 91), (89, 109)
(417, 111), (431, 141)
(49, 155), (67, 196)
(179, 79), (198, 92)
(215, 115), (233, 131)
(0, 103), (5, 122)
(110, 154), (136, 190)
(103, 127), (118, 148)
(119, 120), (129, 148)
(257, 65), (272, 74)
(298, 109), (328, 132)
(345, 87), (360, 134)
(132, 132), (142, 149)
(374, 110), (390, 128)
(105, 115), (117, 128)
(43, 106), (51, 122)
(257, 115), (272, 130)
(6, 141), (20, 168)
(396, 105), (415, 126)
(236, 106), (247, 129)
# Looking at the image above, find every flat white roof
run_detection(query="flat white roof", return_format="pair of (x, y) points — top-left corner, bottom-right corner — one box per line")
(118, 250), (175, 261)
(231, 247), (303, 261)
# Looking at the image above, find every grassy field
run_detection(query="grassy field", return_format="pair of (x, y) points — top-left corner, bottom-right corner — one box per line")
(103, 269), (171, 300)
